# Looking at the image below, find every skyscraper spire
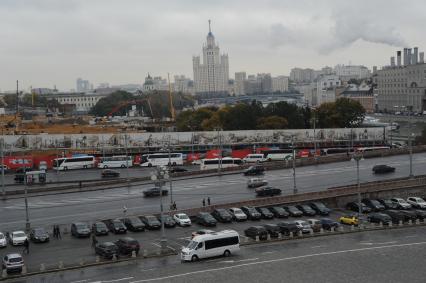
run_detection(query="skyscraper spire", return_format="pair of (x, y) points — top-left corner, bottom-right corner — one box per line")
(208, 19), (211, 33)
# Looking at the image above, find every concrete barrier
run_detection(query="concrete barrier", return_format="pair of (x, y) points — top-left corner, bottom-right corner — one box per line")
(21, 265), (27, 275)
(255, 236), (259, 242)
(132, 251), (137, 258)
(112, 254), (117, 261)
(351, 225), (355, 231)
(289, 232), (294, 238)
(399, 220), (403, 226)
(408, 220), (413, 225)
(58, 261), (64, 269)
(416, 219), (420, 225)
(95, 256), (100, 263)
(2, 269), (7, 278)
(319, 228), (324, 234)
(40, 263), (45, 272)
(298, 231), (303, 237)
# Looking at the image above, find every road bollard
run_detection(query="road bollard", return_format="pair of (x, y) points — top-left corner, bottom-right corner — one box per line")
(309, 229), (314, 236)
(63, 227), (68, 235)
(244, 236), (249, 243)
(95, 256), (100, 263)
(143, 249), (148, 258)
(132, 251), (137, 258)
(278, 233), (282, 239)
(267, 234), (271, 241)
(21, 265), (27, 275)
(351, 225), (355, 231)
(319, 228), (324, 234)
(2, 269), (7, 278)
(338, 226), (344, 232)
(40, 263), (45, 272)
(112, 254), (117, 261)
(370, 222), (375, 229)
(298, 230), (303, 237)
(58, 261), (64, 269)
(80, 259), (85, 266)
(330, 227), (335, 233)
(416, 219), (420, 225)
(289, 232), (294, 238)
(399, 220), (403, 227)
(379, 222), (383, 228)
(255, 236), (259, 242)
(408, 220), (413, 225)
(389, 221), (393, 227)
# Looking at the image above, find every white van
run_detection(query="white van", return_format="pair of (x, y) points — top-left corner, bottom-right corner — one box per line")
(243, 154), (266, 163)
(181, 230), (240, 262)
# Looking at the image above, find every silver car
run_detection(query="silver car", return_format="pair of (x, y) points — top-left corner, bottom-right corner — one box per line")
(2, 253), (24, 272)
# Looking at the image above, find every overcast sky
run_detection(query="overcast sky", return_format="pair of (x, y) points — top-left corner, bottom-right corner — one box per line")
(1, 0), (425, 91)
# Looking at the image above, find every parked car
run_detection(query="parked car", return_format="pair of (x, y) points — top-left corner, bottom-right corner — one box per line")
(263, 224), (281, 238)
(169, 167), (187, 173)
(211, 208), (233, 223)
(372, 164), (395, 174)
(367, 213), (392, 225)
(0, 165), (10, 174)
(196, 212), (217, 227)
(247, 178), (268, 188)
(244, 165), (265, 176)
(382, 210), (406, 224)
(228, 207), (248, 221)
(173, 213), (192, 226)
(95, 242), (119, 259)
(140, 215), (161, 230)
(346, 201), (372, 213)
(104, 219), (127, 234)
(411, 209), (426, 220)
(240, 206), (262, 220)
(243, 154), (266, 163)
(377, 199), (399, 210)
(309, 202), (331, 215)
(276, 221), (301, 236)
(115, 237), (140, 256)
(320, 218), (339, 230)
(398, 210), (417, 221)
(191, 229), (215, 239)
(362, 199), (385, 211)
(269, 206), (289, 218)
(8, 231), (28, 246)
(71, 222), (91, 238)
(293, 220), (312, 233)
(143, 187), (169, 197)
(296, 204), (316, 216)
(101, 169), (120, 178)
(390, 198), (412, 210)
(92, 222), (109, 236)
(283, 205), (303, 217)
(123, 217), (145, 232)
(306, 219), (322, 232)
(244, 226), (268, 240)
(0, 232), (6, 248)
(29, 228), (49, 243)
(255, 186), (282, 197)
(2, 253), (24, 273)
(339, 215), (358, 226)
(159, 215), (176, 228)
(407, 197), (426, 209)
(256, 207), (274, 219)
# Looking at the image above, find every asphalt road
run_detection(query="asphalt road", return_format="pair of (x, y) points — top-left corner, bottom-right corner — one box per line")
(7, 226), (426, 283)
(1, 152), (426, 232)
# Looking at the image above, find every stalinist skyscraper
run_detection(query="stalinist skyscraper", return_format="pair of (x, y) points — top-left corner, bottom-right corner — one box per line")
(193, 20), (229, 95)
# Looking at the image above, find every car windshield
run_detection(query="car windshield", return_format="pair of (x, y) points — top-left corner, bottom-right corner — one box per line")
(178, 214), (189, 220)
(288, 207), (298, 212)
(76, 224), (88, 229)
(14, 232), (26, 237)
(275, 207), (285, 212)
(234, 209), (243, 214)
(370, 200), (381, 205)
(0, 234), (4, 239)
(9, 257), (22, 263)
(146, 216), (157, 222)
(187, 241), (198, 250)
(96, 223), (107, 229)
(315, 203), (326, 209)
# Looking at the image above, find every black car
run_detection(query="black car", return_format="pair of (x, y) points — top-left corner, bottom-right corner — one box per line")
(123, 217), (145, 232)
(398, 210), (417, 221)
(240, 206), (262, 220)
(283, 206), (303, 217)
(372, 164), (395, 174)
(346, 202), (372, 213)
(104, 219), (127, 234)
(276, 221), (301, 236)
(143, 187), (169, 197)
(296, 204), (316, 216)
(196, 212), (217, 227)
(71, 222), (91, 238)
(92, 222), (109, 236)
(169, 167), (188, 173)
(159, 215), (176, 228)
(269, 206), (289, 218)
(95, 242), (119, 259)
(244, 226), (268, 240)
(29, 228), (49, 243)
(14, 168), (31, 183)
(309, 202), (331, 215)
(115, 237), (140, 256)
(383, 210), (405, 224)
(367, 213), (392, 225)
(263, 224), (281, 238)
(211, 208), (233, 223)
(412, 209), (426, 220)
(256, 207), (274, 219)
(101, 169), (120, 178)
(320, 218), (339, 230)
(362, 199), (385, 211)
(244, 165), (265, 176)
(255, 186), (282, 197)
(140, 215), (161, 230)
(377, 199), (399, 210)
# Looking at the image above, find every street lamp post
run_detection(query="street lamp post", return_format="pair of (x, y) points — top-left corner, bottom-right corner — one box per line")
(408, 106), (414, 178)
(313, 110), (317, 161)
(21, 155), (31, 232)
(167, 136), (174, 205)
(150, 167), (168, 253)
(292, 137), (297, 194)
(216, 128), (223, 174)
(1, 138), (5, 200)
(351, 152), (363, 226)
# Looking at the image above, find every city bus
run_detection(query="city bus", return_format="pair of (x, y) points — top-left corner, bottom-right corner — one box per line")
(140, 153), (184, 167)
(97, 155), (133, 168)
(260, 149), (293, 161)
(53, 155), (96, 171)
(200, 157), (243, 170)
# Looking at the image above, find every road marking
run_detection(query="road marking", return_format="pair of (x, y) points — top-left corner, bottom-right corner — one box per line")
(102, 278), (134, 283)
(70, 280), (89, 283)
(220, 258), (259, 264)
(359, 241), (397, 245)
(129, 241), (426, 283)
(261, 251), (275, 254)
(405, 235), (417, 238)
(141, 268), (156, 272)
(310, 245), (326, 248)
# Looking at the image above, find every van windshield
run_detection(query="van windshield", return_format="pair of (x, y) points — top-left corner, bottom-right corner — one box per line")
(187, 241), (198, 250)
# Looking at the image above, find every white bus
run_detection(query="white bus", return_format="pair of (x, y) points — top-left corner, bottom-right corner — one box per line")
(53, 155), (96, 171)
(181, 230), (240, 262)
(97, 155), (133, 168)
(140, 153), (184, 167)
(200, 157), (243, 170)
(261, 149), (293, 161)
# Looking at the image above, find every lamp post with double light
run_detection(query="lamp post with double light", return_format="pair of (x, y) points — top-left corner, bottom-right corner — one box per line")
(351, 151), (364, 226)
(150, 167), (168, 253)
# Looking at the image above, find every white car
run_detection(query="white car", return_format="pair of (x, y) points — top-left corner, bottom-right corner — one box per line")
(9, 231), (28, 246)
(173, 213), (192, 227)
(390, 198), (412, 210)
(407, 197), (426, 209)
(294, 220), (312, 234)
(243, 154), (266, 163)
(0, 232), (6, 248)
(247, 178), (268, 188)
(2, 253), (24, 272)
(228, 208), (247, 221)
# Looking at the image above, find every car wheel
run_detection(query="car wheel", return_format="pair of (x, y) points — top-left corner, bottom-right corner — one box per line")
(148, 163), (152, 167)
(104, 165), (108, 169)
(172, 162), (177, 166)
(83, 165), (88, 169)
(191, 255), (199, 262)
(223, 250), (231, 257)
(63, 166), (68, 171)
(121, 164), (126, 168)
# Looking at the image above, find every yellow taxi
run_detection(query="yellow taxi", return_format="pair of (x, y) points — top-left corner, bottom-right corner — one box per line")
(339, 215), (359, 225)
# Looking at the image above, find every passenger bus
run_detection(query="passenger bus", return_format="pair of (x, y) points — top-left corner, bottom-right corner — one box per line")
(53, 155), (96, 171)
(260, 149), (293, 161)
(97, 155), (133, 168)
(200, 157), (243, 170)
(181, 230), (240, 262)
(355, 146), (391, 153)
(140, 153), (184, 167)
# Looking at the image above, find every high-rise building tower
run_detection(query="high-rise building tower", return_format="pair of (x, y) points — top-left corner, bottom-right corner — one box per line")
(193, 20), (229, 95)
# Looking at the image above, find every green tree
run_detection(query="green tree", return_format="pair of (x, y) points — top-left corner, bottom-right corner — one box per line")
(316, 98), (365, 128)
(256, 116), (288, 129)
(264, 101), (305, 128)
(90, 91), (135, 116)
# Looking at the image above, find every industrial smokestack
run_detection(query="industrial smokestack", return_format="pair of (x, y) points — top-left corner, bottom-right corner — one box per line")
(413, 47), (419, 64)
(397, 51), (401, 66)
(403, 48), (408, 65)
(407, 48), (412, 64)
(390, 56), (395, 66)
(420, 52), (425, 63)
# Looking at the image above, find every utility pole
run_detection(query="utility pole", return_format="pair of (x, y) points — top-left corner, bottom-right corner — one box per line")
(22, 153), (30, 232)
(408, 106), (413, 178)
(313, 109), (317, 161)
(1, 138), (5, 200)
(292, 137), (297, 194)
(124, 133), (130, 187)
(352, 152), (363, 227)
(150, 168), (168, 253)
(168, 135), (174, 205)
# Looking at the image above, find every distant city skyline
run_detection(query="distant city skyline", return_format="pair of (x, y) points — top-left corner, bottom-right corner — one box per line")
(1, 0), (426, 91)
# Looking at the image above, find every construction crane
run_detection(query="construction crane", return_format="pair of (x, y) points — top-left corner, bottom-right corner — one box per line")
(107, 99), (154, 118)
(168, 73), (176, 121)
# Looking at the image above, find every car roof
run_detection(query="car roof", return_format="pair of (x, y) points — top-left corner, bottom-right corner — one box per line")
(119, 237), (136, 242)
(175, 213), (187, 216)
(6, 253), (22, 258)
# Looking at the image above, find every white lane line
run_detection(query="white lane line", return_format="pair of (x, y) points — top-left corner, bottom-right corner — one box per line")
(102, 278), (134, 283)
(311, 245), (326, 248)
(261, 251), (275, 254)
(129, 241), (426, 283)
(220, 258), (259, 264)
(405, 235), (417, 238)
(70, 280), (89, 283)
(141, 268), (156, 272)
(359, 241), (397, 245)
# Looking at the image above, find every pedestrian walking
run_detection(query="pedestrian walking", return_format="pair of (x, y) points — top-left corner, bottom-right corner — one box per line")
(57, 226), (61, 239)
(53, 225), (57, 239)
(173, 201), (177, 210)
(207, 197), (211, 206)
(202, 198), (205, 207)
(91, 234), (98, 248)
(23, 239), (29, 254)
